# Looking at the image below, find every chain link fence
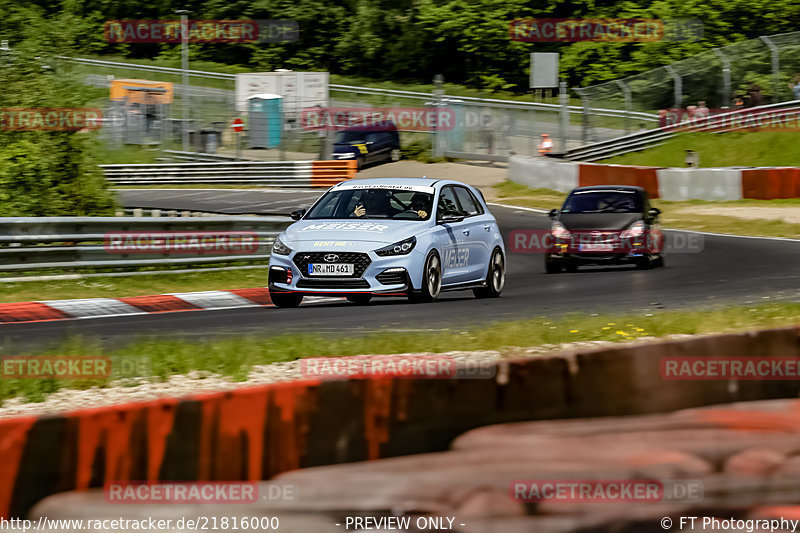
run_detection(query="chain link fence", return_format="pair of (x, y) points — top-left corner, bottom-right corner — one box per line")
(576, 31), (800, 140)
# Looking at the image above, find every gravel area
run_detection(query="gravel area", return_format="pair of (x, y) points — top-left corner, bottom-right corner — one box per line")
(0, 338), (677, 420)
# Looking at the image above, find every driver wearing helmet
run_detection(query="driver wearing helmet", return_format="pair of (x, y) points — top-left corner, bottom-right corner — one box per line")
(353, 189), (392, 218)
(409, 193), (431, 219)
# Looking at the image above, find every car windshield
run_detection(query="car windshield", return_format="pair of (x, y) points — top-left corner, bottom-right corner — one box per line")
(304, 188), (434, 220)
(561, 190), (643, 213)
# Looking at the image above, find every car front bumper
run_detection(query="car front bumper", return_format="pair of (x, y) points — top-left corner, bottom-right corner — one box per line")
(268, 248), (426, 296)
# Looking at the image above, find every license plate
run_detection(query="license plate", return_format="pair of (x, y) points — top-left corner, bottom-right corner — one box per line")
(579, 243), (614, 252)
(308, 263), (354, 276)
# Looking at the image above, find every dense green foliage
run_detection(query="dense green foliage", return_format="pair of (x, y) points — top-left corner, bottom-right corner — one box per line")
(0, 2), (116, 216)
(6, 0), (799, 90)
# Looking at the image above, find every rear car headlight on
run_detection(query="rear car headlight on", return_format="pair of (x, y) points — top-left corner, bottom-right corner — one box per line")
(620, 220), (645, 239)
(375, 236), (417, 257)
(272, 236), (293, 256)
(551, 221), (571, 239)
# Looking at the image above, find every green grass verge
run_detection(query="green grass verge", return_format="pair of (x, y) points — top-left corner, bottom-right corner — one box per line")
(0, 268), (265, 304)
(493, 182), (800, 239)
(601, 131), (800, 167)
(4, 302), (799, 404)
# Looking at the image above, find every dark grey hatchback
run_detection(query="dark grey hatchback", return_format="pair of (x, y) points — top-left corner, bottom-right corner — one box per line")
(545, 185), (665, 273)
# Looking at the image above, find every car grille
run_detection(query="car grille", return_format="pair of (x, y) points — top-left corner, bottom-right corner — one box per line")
(296, 279), (370, 289)
(376, 269), (407, 285)
(293, 252), (371, 278)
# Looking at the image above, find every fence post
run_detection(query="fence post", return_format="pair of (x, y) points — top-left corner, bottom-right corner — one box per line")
(760, 36), (780, 103)
(574, 88), (594, 144)
(664, 65), (682, 109)
(713, 48), (732, 108)
(615, 80), (632, 135)
(558, 80), (568, 153)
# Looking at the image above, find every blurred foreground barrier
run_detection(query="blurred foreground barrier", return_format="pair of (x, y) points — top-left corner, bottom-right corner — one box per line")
(509, 155), (800, 200)
(0, 216), (290, 279)
(100, 160), (356, 187)
(29, 398), (800, 532)
(0, 325), (798, 518)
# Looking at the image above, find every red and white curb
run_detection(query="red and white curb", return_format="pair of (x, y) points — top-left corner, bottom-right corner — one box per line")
(0, 289), (339, 324)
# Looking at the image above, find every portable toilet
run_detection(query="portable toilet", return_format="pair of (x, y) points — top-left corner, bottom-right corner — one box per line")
(442, 98), (464, 152)
(247, 93), (282, 149)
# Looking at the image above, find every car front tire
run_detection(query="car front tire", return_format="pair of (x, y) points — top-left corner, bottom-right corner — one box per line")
(545, 254), (562, 274)
(270, 291), (303, 308)
(474, 248), (504, 298)
(409, 251), (441, 303)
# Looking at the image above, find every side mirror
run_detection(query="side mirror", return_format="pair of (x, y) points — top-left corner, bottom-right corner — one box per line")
(648, 207), (661, 218)
(290, 209), (306, 221)
(548, 208), (558, 218)
(439, 212), (465, 224)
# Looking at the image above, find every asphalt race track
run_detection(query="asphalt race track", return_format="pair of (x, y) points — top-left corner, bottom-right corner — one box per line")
(1, 189), (798, 348)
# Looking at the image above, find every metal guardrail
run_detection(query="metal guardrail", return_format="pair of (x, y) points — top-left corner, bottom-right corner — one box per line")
(160, 150), (256, 162)
(100, 160), (355, 187)
(0, 216), (290, 279)
(565, 100), (800, 162)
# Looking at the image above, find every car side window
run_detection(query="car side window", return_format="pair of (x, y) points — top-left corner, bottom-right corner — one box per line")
(437, 186), (461, 221)
(454, 186), (482, 217)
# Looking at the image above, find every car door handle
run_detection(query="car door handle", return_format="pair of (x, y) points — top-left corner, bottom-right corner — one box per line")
(462, 230), (470, 235)
(484, 225), (491, 231)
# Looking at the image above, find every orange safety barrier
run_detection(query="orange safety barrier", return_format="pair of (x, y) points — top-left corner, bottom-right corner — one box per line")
(3, 325), (798, 518)
(741, 168), (800, 199)
(311, 160), (357, 188)
(578, 163), (661, 198)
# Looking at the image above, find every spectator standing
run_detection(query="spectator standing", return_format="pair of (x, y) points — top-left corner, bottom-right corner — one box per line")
(789, 75), (800, 100)
(538, 133), (553, 156)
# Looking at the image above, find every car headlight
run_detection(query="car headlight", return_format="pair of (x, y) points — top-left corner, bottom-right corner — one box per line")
(551, 221), (571, 239)
(620, 220), (645, 239)
(272, 236), (293, 256)
(375, 236), (416, 256)
(336, 152), (355, 158)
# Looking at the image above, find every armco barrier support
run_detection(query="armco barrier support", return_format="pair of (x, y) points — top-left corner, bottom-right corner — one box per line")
(508, 156), (578, 192)
(1, 326), (798, 518)
(657, 168), (743, 201)
(741, 168), (800, 199)
(578, 163), (660, 198)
